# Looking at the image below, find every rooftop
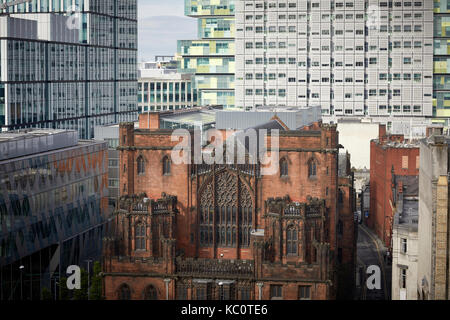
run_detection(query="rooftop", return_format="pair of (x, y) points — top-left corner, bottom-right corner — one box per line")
(216, 106), (322, 130)
(0, 129), (102, 162)
(161, 109), (216, 126)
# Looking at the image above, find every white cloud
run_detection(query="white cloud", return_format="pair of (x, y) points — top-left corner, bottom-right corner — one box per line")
(138, 15), (197, 61)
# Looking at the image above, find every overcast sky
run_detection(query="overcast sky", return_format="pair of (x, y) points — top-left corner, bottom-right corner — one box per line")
(138, 0), (197, 62)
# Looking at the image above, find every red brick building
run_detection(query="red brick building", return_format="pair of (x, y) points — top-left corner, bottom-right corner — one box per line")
(368, 125), (419, 248)
(102, 113), (356, 300)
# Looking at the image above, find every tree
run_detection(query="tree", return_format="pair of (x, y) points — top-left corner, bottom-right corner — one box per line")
(41, 287), (52, 301)
(59, 277), (70, 300)
(72, 268), (89, 300)
(89, 261), (104, 300)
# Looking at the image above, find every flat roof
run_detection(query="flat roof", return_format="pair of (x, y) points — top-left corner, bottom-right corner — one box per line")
(161, 111), (216, 125)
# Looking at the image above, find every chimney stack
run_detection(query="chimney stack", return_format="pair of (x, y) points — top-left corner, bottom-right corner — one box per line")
(379, 124), (387, 142)
(139, 112), (161, 130)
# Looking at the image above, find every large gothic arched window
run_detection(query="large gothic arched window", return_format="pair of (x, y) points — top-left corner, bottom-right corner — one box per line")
(199, 171), (253, 248)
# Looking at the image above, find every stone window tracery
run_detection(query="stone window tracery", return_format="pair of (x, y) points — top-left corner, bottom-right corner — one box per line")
(199, 171), (253, 248)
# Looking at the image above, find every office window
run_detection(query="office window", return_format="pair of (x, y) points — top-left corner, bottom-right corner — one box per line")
(400, 268), (407, 289)
(401, 238), (407, 253)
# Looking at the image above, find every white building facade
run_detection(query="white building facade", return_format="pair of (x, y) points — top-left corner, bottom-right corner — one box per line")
(392, 207), (418, 300)
(235, 0), (433, 124)
(138, 62), (197, 112)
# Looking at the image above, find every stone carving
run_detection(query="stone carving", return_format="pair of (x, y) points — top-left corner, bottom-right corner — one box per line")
(176, 257), (254, 277)
(216, 171), (237, 206)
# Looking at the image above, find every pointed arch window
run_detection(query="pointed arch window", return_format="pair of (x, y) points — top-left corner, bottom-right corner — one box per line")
(280, 158), (288, 177)
(163, 156), (171, 175)
(338, 190), (344, 204)
(118, 284), (131, 300)
(308, 159), (317, 178)
(135, 223), (146, 250)
(144, 285), (157, 300)
(287, 226), (298, 255)
(199, 171), (253, 248)
(137, 156), (145, 175)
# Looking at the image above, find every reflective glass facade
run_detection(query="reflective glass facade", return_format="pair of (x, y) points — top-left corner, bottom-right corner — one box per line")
(179, 0), (235, 108)
(0, 135), (108, 268)
(0, 0), (138, 139)
(434, 0), (450, 125)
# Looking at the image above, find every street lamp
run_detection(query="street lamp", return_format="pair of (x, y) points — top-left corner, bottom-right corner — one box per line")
(85, 260), (93, 300)
(218, 282), (224, 300)
(19, 265), (24, 300)
(54, 279), (59, 301)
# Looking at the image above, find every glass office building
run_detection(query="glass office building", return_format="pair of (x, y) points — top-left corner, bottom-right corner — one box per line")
(434, 0), (450, 126)
(178, 0), (235, 108)
(0, 129), (108, 300)
(0, 0), (138, 139)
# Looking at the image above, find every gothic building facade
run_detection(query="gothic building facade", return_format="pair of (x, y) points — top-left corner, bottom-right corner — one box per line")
(102, 113), (356, 300)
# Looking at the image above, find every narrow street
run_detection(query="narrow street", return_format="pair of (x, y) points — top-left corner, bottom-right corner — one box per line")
(355, 224), (391, 300)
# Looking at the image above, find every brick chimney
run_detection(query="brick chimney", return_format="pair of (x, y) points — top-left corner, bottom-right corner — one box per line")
(139, 112), (160, 130)
(379, 124), (387, 142)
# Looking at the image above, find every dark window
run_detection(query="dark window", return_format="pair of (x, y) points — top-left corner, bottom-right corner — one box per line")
(270, 285), (283, 299)
(286, 226), (298, 255)
(144, 285), (157, 300)
(196, 285), (212, 300)
(400, 268), (407, 289)
(163, 156), (171, 175)
(240, 287), (251, 300)
(308, 160), (317, 177)
(280, 158), (288, 177)
(135, 223), (146, 250)
(299, 286), (311, 300)
(177, 285), (188, 300)
(118, 284), (131, 300)
(137, 156), (145, 175)
(219, 284), (235, 300)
